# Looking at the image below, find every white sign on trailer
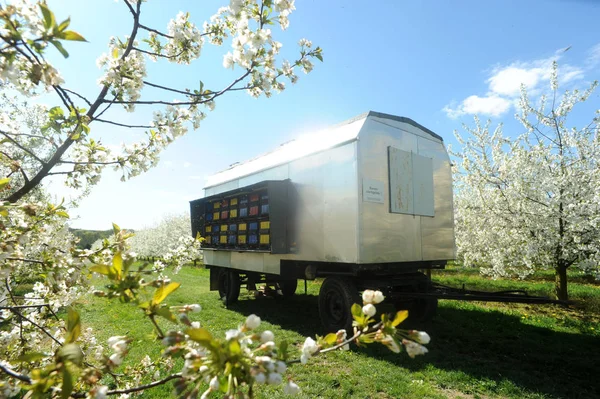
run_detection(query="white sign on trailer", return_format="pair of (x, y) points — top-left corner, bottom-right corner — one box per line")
(362, 178), (385, 203)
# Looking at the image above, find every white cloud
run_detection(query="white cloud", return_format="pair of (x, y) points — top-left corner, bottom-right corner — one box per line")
(487, 65), (551, 97)
(586, 43), (600, 67)
(444, 95), (512, 119)
(443, 44), (596, 119)
(183, 162), (192, 168)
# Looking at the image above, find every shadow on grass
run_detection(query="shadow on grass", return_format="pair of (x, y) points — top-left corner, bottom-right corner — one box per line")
(227, 293), (323, 338)
(229, 295), (599, 399)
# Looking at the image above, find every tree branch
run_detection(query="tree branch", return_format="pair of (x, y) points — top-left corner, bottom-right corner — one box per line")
(93, 118), (153, 129)
(5, 1), (143, 203)
(0, 363), (31, 383)
(71, 373), (183, 398)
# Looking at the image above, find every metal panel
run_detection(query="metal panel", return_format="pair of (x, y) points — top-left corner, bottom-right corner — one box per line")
(359, 120), (421, 263)
(388, 147), (414, 214)
(417, 137), (456, 261)
(412, 153), (434, 217)
(388, 147), (434, 217)
(205, 119), (365, 189)
(238, 165), (289, 188)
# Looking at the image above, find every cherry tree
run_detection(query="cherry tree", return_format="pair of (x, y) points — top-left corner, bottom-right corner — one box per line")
(452, 62), (600, 301)
(0, 1), (430, 398)
(128, 213), (201, 262)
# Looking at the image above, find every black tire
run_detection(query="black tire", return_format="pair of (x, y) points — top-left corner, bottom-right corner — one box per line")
(218, 269), (240, 305)
(318, 277), (360, 334)
(410, 297), (438, 323)
(394, 277), (438, 325)
(278, 279), (298, 298)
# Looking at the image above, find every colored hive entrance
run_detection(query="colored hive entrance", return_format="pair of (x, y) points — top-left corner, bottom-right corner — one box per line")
(200, 187), (272, 250)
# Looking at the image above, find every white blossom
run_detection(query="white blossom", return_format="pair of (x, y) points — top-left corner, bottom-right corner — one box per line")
(403, 339), (428, 358)
(283, 381), (301, 395)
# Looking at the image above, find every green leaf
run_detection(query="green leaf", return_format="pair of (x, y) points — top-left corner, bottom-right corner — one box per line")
(229, 339), (241, 355)
(61, 30), (87, 42)
(57, 17), (70, 32)
(155, 306), (177, 323)
(392, 310), (408, 327)
(351, 303), (363, 319)
(39, 3), (55, 30)
(315, 53), (323, 62)
(57, 343), (83, 366)
(61, 367), (73, 399)
(55, 210), (69, 218)
(0, 207), (8, 217)
(112, 222), (121, 234)
(112, 252), (123, 279)
(66, 307), (81, 343)
(152, 282), (180, 305)
(186, 327), (214, 347)
(278, 340), (289, 361)
(0, 177), (10, 189)
(50, 40), (69, 58)
(89, 264), (111, 276)
(323, 333), (337, 346)
(17, 352), (47, 362)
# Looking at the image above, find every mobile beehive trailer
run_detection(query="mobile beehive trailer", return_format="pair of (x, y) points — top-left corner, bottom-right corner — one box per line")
(190, 111), (560, 332)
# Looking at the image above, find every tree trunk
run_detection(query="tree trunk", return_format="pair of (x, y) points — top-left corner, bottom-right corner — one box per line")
(554, 265), (568, 301)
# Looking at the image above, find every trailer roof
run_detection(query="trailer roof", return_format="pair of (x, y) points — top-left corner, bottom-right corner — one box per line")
(204, 111), (442, 189)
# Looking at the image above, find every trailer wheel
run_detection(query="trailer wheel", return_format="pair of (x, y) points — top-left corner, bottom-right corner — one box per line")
(395, 279), (438, 324)
(218, 269), (240, 305)
(318, 277), (360, 333)
(410, 297), (438, 323)
(278, 279), (298, 298)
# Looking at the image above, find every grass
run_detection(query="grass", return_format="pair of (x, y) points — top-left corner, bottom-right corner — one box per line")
(77, 265), (600, 399)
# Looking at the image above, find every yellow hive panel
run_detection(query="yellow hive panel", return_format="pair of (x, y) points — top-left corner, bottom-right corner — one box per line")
(220, 225), (227, 232)
(219, 235), (227, 244)
(230, 198), (238, 206)
(205, 226), (211, 233)
(230, 209), (238, 218)
(238, 235), (247, 244)
(239, 223), (247, 231)
(260, 221), (270, 230)
(213, 212), (220, 220)
(213, 202), (221, 209)
(259, 234), (270, 244)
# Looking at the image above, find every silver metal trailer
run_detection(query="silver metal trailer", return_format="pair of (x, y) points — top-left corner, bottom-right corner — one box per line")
(190, 111), (455, 332)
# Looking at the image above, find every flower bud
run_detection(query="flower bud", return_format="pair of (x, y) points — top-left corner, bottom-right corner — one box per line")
(362, 290), (375, 304)
(275, 361), (287, 374)
(187, 304), (202, 313)
(254, 372), (266, 384)
(372, 290), (385, 304)
(209, 376), (220, 390)
(109, 353), (122, 366)
(362, 304), (376, 318)
(94, 385), (108, 399)
(260, 330), (275, 343)
(245, 314), (261, 330)
(283, 381), (301, 395)
(408, 330), (431, 344)
(267, 372), (282, 385)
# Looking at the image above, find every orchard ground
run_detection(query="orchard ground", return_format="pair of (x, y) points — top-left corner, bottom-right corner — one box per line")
(78, 265), (600, 399)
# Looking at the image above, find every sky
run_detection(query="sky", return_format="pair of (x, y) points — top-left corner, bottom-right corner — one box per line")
(37, 0), (600, 230)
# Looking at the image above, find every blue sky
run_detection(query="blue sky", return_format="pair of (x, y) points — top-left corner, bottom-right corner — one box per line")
(40, 0), (600, 230)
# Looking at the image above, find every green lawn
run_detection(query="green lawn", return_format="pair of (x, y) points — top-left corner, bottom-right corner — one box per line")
(77, 265), (600, 399)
